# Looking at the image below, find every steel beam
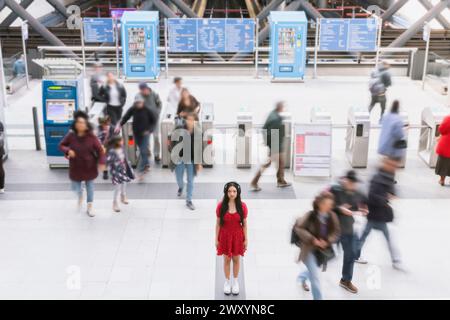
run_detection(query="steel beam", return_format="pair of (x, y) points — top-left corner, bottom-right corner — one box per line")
(418, 0), (450, 29)
(256, 0), (285, 21)
(380, 0), (408, 22)
(389, 0), (450, 47)
(46, 0), (70, 19)
(168, 0), (198, 17)
(150, 0), (178, 18)
(298, 0), (323, 21)
(4, 0), (66, 47)
(1, 0), (33, 27)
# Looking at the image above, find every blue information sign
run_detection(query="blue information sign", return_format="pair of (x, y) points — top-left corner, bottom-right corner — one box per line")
(168, 18), (255, 53)
(319, 18), (378, 52)
(83, 18), (115, 43)
(198, 19), (226, 52)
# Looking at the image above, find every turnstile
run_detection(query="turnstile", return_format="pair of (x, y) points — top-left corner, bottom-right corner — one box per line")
(280, 112), (292, 169)
(201, 102), (214, 168)
(346, 106), (371, 168)
(122, 121), (138, 168)
(418, 106), (448, 168)
(88, 102), (106, 131)
(236, 112), (253, 168)
(161, 105), (177, 168)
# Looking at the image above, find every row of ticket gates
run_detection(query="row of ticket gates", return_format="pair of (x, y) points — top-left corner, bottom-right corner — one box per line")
(106, 104), (448, 172)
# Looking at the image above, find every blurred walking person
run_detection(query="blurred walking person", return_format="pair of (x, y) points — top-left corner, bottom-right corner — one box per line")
(355, 158), (404, 270)
(107, 135), (134, 212)
(368, 61), (392, 122)
(170, 112), (202, 210)
(100, 72), (127, 125)
(177, 88), (200, 118)
(136, 83), (163, 163)
(251, 102), (291, 191)
(167, 77), (183, 109)
(378, 100), (407, 163)
(216, 182), (248, 295)
(116, 96), (157, 181)
(90, 62), (105, 105)
(96, 116), (114, 180)
(435, 114), (450, 186)
(59, 111), (106, 217)
(293, 191), (340, 300)
(329, 170), (368, 294)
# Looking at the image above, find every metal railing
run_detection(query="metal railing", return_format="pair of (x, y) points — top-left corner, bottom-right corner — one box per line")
(37, 45), (418, 78)
(425, 51), (450, 95)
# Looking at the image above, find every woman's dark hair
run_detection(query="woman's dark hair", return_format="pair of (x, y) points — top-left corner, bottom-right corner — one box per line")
(312, 191), (335, 212)
(391, 100), (400, 114)
(107, 135), (123, 150)
(71, 110), (93, 134)
(174, 77), (182, 84)
(219, 182), (244, 226)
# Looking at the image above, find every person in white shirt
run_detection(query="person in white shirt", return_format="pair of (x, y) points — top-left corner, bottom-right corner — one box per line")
(100, 72), (127, 125)
(167, 77), (183, 109)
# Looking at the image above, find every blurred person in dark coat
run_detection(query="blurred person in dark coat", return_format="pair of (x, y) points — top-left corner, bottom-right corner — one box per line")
(355, 158), (404, 271)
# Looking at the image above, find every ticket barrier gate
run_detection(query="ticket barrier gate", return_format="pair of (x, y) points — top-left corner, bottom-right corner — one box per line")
(280, 112), (292, 169)
(236, 112), (253, 168)
(201, 103), (214, 168)
(88, 102), (106, 130)
(346, 107), (371, 168)
(418, 106), (448, 168)
(161, 106), (177, 168)
(122, 121), (138, 168)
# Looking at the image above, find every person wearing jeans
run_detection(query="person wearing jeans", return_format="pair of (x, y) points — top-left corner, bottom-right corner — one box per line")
(293, 192), (340, 300)
(117, 96), (157, 181)
(170, 113), (202, 210)
(355, 158), (404, 270)
(329, 170), (368, 294)
(297, 252), (323, 300)
(59, 111), (105, 217)
(72, 180), (94, 204)
(175, 161), (194, 204)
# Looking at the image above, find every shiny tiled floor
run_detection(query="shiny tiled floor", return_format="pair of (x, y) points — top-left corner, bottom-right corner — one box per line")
(1, 74), (449, 299)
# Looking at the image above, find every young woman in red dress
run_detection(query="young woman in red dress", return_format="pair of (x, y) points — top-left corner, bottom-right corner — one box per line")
(215, 182), (248, 295)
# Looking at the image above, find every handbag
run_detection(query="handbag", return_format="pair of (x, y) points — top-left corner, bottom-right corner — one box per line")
(313, 247), (336, 271)
(393, 139), (407, 149)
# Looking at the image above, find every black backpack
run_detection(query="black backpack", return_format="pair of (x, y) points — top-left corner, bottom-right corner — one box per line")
(290, 219), (302, 248)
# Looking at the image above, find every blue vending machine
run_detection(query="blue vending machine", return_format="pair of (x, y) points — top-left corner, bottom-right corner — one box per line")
(121, 11), (160, 80)
(268, 11), (308, 80)
(34, 58), (85, 168)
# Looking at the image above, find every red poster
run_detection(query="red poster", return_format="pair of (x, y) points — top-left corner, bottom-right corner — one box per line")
(296, 134), (305, 154)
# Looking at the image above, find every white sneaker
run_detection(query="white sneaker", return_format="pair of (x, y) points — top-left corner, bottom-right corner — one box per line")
(223, 279), (231, 295)
(355, 258), (368, 264)
(393, 261), (407, 272)
(87, 203), (95, 217)
(0, 188), (4, 194)
(231, 278), (240, 295)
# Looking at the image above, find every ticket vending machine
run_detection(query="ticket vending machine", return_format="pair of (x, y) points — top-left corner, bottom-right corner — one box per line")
(268, 11), (308, 81)
(34, 59), (84, 168)
(121, 11), (160, 80)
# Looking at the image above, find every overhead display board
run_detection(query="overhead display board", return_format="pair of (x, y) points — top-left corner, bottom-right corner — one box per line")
(110, 8), (136, 20)
(168, 18), (255, 53)
(83, 18), (115, 43)
(319, 18), (378, 52)
(293, 123), (332, 177)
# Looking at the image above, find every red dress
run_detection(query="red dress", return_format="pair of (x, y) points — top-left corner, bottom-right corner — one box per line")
(216, 201), (248, 257)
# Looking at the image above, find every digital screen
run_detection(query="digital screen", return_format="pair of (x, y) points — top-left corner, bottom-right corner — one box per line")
(46, 100), (75, 122)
